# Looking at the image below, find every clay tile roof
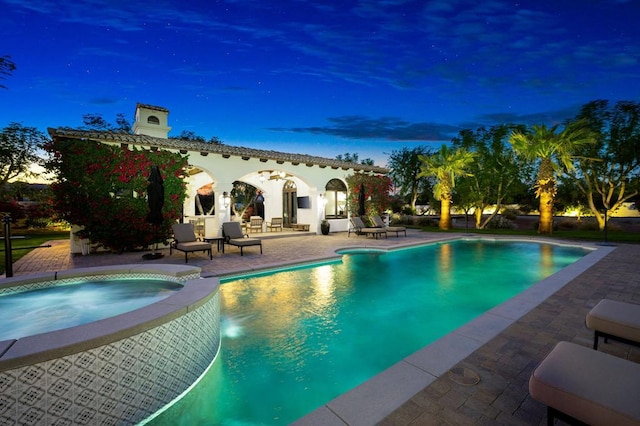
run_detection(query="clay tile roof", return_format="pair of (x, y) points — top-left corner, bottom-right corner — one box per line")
(135, 103), (169, 113)
(47, 128), (389, 174)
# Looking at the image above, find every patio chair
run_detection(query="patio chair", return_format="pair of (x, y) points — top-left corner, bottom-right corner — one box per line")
(266, 217), (283, 232)
(370, 215), (407, 237)
(170, 223), (212, 263)
(222, 221), (263, 256)
(586, 299), (640, 350)
(246, 216), (264, 233)
(348, 217), (387, 239)
(529, 341), (640, 425)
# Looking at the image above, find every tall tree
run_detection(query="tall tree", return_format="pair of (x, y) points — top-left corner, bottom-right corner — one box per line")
(452, 125), (531, 229)
(418, 145), (475, 230)
(568, 100), (640, 229)
(509, 122), (594, 234)
(387, 146), (433, 213)
(0, 123), (48, 186)
(169, 130), (222, 144)
(0, 55), (16, 89)
(335, 152), (375, 165)
(80, 113), (132, 132)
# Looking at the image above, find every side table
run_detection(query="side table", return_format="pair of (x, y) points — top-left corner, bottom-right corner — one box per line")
(203, 236), (225, 253)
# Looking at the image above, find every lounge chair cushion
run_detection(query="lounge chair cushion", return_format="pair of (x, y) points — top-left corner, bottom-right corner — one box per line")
(529, 341), (640, 426)
(586, 299), (640, 346)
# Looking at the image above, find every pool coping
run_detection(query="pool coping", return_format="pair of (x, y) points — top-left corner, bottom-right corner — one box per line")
(229, 236), (613, 426)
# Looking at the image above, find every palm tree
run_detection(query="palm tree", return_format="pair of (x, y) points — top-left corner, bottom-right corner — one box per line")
(418, 145), (475, 230)
(509, 122), (594, 234)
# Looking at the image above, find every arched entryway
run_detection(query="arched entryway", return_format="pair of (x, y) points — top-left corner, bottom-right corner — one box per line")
(282, 179), (297, 226)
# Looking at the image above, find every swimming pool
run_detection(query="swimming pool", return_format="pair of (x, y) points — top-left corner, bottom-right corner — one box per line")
(147, 239), (591, 425)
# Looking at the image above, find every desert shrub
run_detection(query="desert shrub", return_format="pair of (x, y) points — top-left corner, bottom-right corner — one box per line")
(501, 208), (519, 221)
(402, 205), (414, 215)
(519, 204), (533, 214)
(487, 216), (517, 230)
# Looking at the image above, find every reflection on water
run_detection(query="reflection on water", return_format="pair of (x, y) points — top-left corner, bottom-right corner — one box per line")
(0, 279), (181, 340)
(151, 241), (589, 426)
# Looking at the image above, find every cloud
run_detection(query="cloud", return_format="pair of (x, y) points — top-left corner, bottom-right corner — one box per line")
(269, 116), (460, 141)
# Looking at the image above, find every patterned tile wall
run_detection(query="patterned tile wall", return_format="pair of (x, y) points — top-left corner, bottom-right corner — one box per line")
(0, 290), (220, 426)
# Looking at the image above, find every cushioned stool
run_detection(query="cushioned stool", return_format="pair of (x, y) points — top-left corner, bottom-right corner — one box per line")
(586, 299), (640, 350)
(529, 341), (640, 426)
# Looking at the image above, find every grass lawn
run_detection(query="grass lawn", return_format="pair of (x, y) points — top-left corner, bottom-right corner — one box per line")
(0, 230), (69, 275)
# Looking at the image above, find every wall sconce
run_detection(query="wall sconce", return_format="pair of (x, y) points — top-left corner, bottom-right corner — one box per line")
(259, 172), (266, 183)
(223, 191), (231, 208)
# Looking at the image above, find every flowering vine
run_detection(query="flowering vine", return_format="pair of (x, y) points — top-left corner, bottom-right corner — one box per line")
(45, 138), (188, 252)
(345, 173), (392, 217)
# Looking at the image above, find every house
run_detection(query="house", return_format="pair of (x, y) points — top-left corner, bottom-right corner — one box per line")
(48, 103), (388, 245)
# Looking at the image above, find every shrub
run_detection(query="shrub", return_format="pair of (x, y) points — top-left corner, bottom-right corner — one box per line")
(45, 139), (188, 252)
(487, 216), (517, 230)
(501, 208), (519, 221)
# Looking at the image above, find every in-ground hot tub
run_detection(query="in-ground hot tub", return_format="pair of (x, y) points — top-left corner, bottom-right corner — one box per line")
(0, 264), (221, 426)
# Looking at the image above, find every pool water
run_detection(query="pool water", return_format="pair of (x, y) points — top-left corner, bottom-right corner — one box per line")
(0, 279), (182, 340)
(149, 240), (588, 425)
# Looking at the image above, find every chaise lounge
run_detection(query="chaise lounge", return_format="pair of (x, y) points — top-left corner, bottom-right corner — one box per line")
(170, 223), (213, 263)
(348, 217), (387, 239)
(222, 221), (263, 256)
(370, 215), (407, 237)
(529, 341), (640, 425)
(586, 299), (640, 350)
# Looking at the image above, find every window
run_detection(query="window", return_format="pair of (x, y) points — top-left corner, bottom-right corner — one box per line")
(324, 179), (347, 218)
(147, 115), (160, 125)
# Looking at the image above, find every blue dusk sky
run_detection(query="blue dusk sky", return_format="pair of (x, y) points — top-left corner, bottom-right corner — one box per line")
(1, 0), (639, 167)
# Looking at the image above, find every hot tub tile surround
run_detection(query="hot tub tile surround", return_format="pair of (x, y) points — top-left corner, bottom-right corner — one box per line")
(0, 264), (221, 426)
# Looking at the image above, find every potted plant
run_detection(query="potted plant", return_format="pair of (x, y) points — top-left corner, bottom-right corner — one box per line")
(320, 219), (330, 235)
(75, 229), (91, 255)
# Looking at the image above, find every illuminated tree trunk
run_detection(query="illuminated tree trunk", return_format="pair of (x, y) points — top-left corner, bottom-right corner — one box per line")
(536, 158), (556, 234)
(439, 192), (452, 230)
(538, 187), (554, 234)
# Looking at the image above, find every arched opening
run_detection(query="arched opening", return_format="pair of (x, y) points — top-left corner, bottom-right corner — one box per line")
(147, 115), (160, 125)
(325, 179), (347, 219)
(282, 180), (297, 226)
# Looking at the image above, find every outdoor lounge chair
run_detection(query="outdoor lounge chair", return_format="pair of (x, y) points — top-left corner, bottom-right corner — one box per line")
(586, 299), (640, 350)
(170, 223), (212, 263)
(529, 341), (640, 425)
(370, 215), (407, 237)
(266, 217), (283, 232)
(246, 216), (264, 233)
(222, 221), (263, 256)
(348, 217), (387, 239)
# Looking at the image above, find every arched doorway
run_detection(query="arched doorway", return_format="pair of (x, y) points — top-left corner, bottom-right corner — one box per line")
(282, 180), (297, 226)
